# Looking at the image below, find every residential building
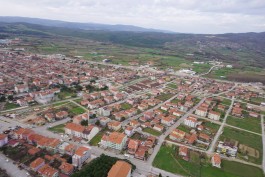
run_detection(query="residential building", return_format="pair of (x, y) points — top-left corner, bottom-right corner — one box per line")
(195, 107), (208, 117)
(100, 132), (127, 151)
(208, 111), (221, 121)
(107, 161), (131, 177)
(72, 146), (91, 167)
(59, 162), (74, 175)
(38, 164), (59, 177)
(0, 134), (8, 147)
(30, 157), (45, 172)
(184, 116), (198, 128)
(211, 153), (221, 168)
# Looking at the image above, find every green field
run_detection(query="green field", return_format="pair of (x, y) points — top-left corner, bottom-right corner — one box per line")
(120, 103), (132, 110)
(220, 127), (262, 164)
(201, 160), (264, 177)
(226, 116), (261, 134)
(4, 102), (20, 110)
(156, 93), (174, 101)
(250, 97), (265, 105)
(52, 101), (69, 107)
(153, 145), (264, 177)
(202, 121), (221, 134)
(192, 63), (212, 74)
(48, 124), (65, 133)
(89, 132), (103, 146)
(167, 83), (177, 89)
(143, 128), (162, 136)
(58, 91), (76, 99)
(177, 124), (192, 133)
(221, 98), (232, 106)
(70, 106), (86, 115)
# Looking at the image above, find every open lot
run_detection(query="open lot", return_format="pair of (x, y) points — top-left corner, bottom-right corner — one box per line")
(153, 145), (264, 177)
(219, 127), (263, 164)
(3, 102), (20, 110)
(226, 115), (261, 134)
(143, 128), (162, 136)
(48, 124), (65, 133)
(156, 93), (174, 101)
(89, 132), (104, 146)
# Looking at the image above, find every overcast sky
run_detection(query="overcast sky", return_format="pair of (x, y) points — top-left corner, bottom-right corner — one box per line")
(0, 0), (265, 34)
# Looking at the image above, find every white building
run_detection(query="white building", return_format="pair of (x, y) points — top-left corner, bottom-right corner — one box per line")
(98, 107), (111, 117)
(100, 132), (127, 151)
(184, 116), (198, 128)
(72, 146), (91, 167)
(0, 134), (8, 147)
(208, 111), (221, 121)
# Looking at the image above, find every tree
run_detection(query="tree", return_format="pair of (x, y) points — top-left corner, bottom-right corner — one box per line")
(7, 95), (13, 101)
(159, 173), (162, 177)
(95, 120), (100, 126)
(0, 96), (6, 102)
(80, 120), (88, 126)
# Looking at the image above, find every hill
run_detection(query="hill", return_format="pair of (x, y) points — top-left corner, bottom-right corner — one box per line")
(0, 16), (172, 33)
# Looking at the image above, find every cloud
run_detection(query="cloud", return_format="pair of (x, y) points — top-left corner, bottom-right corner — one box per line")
(0, 0), (264, 33)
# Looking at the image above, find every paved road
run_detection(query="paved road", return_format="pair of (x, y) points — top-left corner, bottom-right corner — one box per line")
(0, 153), (29, 177)
(193, 114), (262, 136)
(261, 115), (265, 174)
(147, 98), (207, 165)
(199, 65), (220, 76)
(208, 96), (235, 153)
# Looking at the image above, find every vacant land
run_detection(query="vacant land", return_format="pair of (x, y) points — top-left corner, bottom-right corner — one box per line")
(69, 106), (86, 115)
(89, 132), (103, 146)
(120, 103), (132, 110)
(201, 160), (263, 177)
(153, 145), (263, 177)
(226, 115), (261, 134)
(156, 93), (174, 101)
(167, 83), (177, 89)
(143, 128), (162, 136)
(4, 102), (20, 110)
(48, 124), (65, 133)
(219, 127), (262, 164)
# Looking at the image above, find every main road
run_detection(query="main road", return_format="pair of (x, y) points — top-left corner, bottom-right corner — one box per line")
(208, 96), (235, 153)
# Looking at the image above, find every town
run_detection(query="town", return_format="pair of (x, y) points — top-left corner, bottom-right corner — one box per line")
(0, 38), (265, 177)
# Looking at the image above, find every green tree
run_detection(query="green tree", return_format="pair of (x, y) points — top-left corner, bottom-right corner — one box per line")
(80, 120), (88, 126)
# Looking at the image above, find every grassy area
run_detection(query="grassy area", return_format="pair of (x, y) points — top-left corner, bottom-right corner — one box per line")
(250, 97), (265, 105)
(143, 128), (162, 136)
(226, 116), (261, 134)
(207, 67), (235, 79)
(153, 145), (193, 176)
(89, 132), (103, 146)
(120, 103), (132, 110)
(52, 101), (69, 107)
(48, 124), (65, 133)
(221, 98), (232, 106)
(58, 91), (77, 99)
(177, 124), (191, 133)
(192, 63), (212, 74)
(220, 127), (262, 164)
(153, 145), (264, 177)
(69, 106), (86, 115)
(4, 102), (20, 110)
(202, 121), (221, 134)
(167, 83), (177, 89)
(201, 160), (264, 177)
(156, 93), (174, 101)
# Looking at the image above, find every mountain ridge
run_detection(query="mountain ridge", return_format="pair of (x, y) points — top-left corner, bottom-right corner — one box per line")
(0, 16), (174, 33)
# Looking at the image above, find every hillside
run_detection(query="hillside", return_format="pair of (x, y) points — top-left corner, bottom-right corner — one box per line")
(0, 21), (265, 83)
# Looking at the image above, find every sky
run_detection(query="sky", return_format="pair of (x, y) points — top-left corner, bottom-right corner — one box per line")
(0, 0), (265, 34)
